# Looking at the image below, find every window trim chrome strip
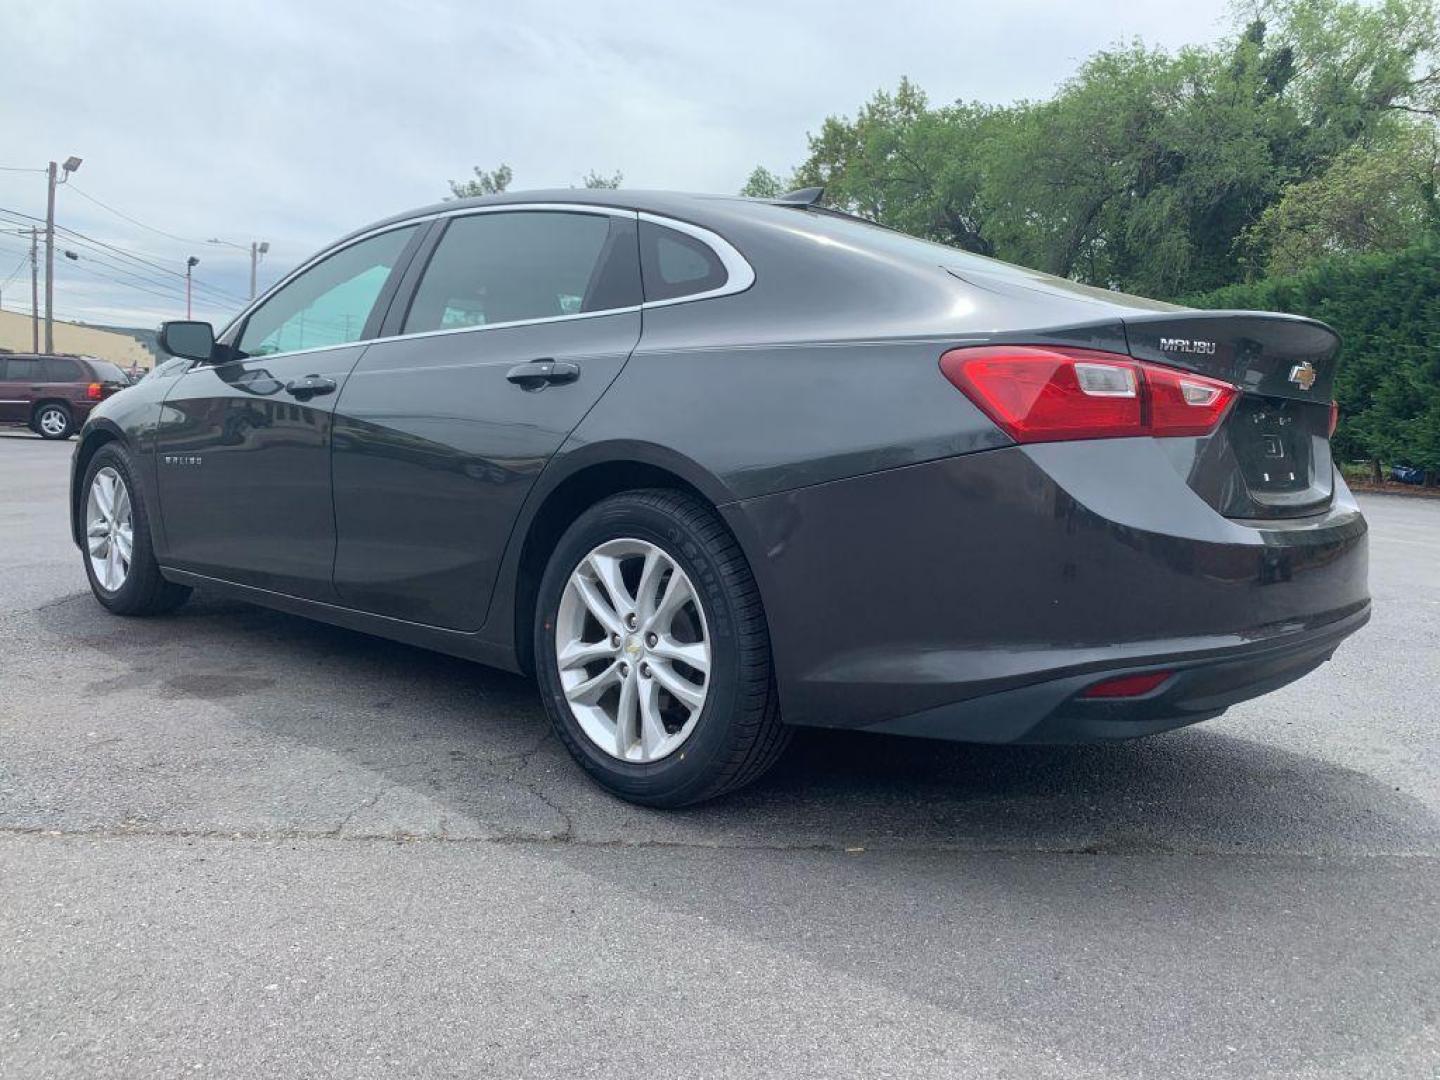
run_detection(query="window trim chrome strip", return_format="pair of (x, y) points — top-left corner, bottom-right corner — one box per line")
(210, 202), (755, 365)
(636, 211), (756, 307)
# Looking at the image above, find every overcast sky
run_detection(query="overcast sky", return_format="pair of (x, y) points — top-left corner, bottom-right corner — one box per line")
(2, 0), (1235, 331)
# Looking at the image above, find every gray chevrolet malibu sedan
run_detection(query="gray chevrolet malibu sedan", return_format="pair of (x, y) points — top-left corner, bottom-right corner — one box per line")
(70, 188), (1368, 806)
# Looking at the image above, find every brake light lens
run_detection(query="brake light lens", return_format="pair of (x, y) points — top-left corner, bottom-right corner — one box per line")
(940, 346), (1238, 444)
(1329, 400), (1340, 437)
(1079, 671), (1173, 699)
(86, 382), (102, 400)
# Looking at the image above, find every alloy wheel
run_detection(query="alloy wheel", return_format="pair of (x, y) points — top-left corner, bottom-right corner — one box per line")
(38, 408), (68, 437)
(86, 466), (134, 592)
(555, 538), (711, 762)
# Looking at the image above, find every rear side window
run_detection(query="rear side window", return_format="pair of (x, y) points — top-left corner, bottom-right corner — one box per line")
(238, 226), (417, 357)
(403, 211), (639, 334)
(2, 358), (39, 380)
(41, 357), (82, 381)
(85, 359), (131, 384)
(639, 221), (728, 302)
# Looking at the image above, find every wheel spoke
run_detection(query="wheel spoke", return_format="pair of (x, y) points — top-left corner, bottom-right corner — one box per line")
(105, 543), (121, 590)
(650, 660), (705, 712)
(114, 481), (131, 523)
(649, 569), (694, 631)
(114, 527), (133, 565)
(634, 549), (666, 623)
(614, 669), (639, 757)
(94, 474), (114, 518)
(573, 575), (624, 637)
(638, 678), (667, 757)
(564, 661), (622, 706)
(87, 533), (108, 558)
(587, 553), (634, 618)
(556, 637), (615, 671)
(649, 634), (709, 675)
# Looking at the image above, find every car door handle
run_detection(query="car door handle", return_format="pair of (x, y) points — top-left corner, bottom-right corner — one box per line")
(505, 359), (579, 391)
(285, 374), (337, 401)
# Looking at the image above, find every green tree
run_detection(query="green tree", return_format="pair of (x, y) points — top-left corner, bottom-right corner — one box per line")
(448, 163), (513, 199)
(580, 170), (623, 189)
(792, 78), (1008, 255)
(1189, 241), (1440, 476)
(1241, 124), (1440, 273)
(779, 0), (1440, 298)
(739, 166), (786, 198)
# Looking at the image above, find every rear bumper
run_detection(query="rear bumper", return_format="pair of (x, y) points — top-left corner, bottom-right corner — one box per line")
(725, 441), (1369, 740)
(866, 601), (1368, 743)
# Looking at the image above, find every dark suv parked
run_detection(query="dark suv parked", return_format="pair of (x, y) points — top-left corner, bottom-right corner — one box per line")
(0, 353), (132, 439)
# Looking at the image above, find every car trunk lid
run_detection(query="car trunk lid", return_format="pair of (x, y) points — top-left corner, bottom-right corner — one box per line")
(1122, 312), (1340, 519)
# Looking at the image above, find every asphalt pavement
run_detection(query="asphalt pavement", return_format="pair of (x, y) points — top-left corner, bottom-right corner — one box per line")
(2, 430), (1437, 1079)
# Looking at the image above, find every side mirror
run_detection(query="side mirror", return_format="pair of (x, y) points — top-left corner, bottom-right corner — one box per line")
(159, 320), (216, 362)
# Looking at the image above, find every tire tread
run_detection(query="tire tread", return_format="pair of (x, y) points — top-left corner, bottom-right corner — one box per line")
(538, 488), (790, 806)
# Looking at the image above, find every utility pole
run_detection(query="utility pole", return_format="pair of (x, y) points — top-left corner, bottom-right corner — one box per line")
(43, 155), (82, 354)
(29, 228), (39, 353)
(210, 237), (269, 299)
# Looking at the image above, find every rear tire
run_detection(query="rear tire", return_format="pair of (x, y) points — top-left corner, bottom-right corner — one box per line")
(81, 444), (192, 616)
(534, 489), (789, 807)
(34, 403), (73, 440)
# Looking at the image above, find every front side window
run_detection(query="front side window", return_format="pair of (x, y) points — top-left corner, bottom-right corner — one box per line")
(639, 221), (728, 302)
(402, 211), (637, 334)
(238, 226), (416, 357)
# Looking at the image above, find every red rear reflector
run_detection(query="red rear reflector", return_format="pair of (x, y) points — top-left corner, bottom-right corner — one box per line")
(940, 346), (1237, 443)
(86, 382), (102, 400)
(1080, 671), (1173, 699)
(1328, 400), (1339, 437)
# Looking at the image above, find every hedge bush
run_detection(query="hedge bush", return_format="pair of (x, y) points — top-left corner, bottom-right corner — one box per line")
(1186, 243), (1440, 474)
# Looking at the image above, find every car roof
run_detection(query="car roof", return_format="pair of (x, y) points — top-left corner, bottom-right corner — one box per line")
(336, 189), (769, 246)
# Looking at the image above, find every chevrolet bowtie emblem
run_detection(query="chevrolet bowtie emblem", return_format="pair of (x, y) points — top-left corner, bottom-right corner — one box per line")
(1288, 362), (1317, 391)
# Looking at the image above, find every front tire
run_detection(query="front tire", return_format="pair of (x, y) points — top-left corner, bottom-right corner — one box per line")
(81, 445), (192, 616)
(34, 403), (73, 440)
(534, 490), (789, 807)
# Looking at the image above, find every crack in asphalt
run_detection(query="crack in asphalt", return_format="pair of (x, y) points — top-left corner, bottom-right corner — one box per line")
(1, 823), (1436, 859)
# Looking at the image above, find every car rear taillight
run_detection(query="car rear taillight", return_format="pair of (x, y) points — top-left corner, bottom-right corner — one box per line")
(1329, 400), (1340, 438)
(86, 382), (102, 400)
(939, 345), (1237, 444)
(1079, 671), (1173, 699)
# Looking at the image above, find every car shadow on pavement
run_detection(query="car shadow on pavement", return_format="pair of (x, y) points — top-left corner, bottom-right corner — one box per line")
(15, 587), (1438, 1080)
(15, 589), (1438, 858)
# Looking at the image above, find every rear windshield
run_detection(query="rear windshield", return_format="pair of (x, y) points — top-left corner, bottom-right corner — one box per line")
(784, 208), (1027, 275)
(86, 359), (132, 384)
(784, 207), (1179, 310)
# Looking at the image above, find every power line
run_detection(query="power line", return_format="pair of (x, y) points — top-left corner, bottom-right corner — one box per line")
(0, 204), (251, 305)
(56, 225), (250, 304)
(0, 165), (45, 173)
(1, 253), (28, 288)
(57, 256), (202, 307)
(0, 223), (243, 322)
(65, 183), (207, 245)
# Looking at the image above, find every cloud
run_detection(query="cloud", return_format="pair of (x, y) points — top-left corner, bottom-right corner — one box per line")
(0, 0), (1232, 327)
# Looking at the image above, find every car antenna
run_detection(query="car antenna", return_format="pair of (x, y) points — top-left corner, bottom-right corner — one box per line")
(772, 186), (825, 207)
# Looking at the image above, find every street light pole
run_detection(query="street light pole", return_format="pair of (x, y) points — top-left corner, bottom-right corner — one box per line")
(44, 162), (55, 353)
(43, 155), (81, 354)
(185, 256), (199, 319)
